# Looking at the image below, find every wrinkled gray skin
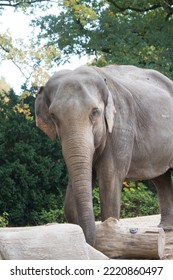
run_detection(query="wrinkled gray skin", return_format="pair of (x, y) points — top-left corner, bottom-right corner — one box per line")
(35, 65), (173, 246)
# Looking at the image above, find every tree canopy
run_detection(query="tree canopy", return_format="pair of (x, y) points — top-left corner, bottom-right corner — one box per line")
(33, 0), (173, 78)
(1, 0), (173, 90)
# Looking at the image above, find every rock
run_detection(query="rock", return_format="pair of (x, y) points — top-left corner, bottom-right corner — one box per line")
(0, 223), (108, 260)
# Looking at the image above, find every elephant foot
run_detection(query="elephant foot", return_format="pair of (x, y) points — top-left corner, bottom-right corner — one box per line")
(158, 221), (173, 232)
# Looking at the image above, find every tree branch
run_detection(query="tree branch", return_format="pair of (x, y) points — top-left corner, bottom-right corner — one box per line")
(0, 43), (30, 80)
(107, 0), (162, 13)
(0, 0), (55, 7)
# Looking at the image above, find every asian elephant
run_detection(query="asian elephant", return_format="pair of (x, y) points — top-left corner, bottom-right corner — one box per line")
(35, 65), (173, 246)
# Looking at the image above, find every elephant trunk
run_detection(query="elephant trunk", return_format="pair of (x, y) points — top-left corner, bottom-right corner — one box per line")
(62, 131), (95, 246)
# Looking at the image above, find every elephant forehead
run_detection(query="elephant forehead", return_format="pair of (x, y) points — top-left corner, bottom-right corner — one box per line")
(50, 99), (93, 122)
(51, 88), (101, 114)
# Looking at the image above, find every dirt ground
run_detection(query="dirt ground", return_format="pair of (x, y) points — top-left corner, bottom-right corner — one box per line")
(120, 214), (161, 227)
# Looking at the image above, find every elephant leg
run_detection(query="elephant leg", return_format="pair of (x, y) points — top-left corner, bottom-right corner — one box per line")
(64, 181), (79, 224)
(97, 168), (122, 222)
(96, 137), (133, 221)
(152, 169), (173, 230)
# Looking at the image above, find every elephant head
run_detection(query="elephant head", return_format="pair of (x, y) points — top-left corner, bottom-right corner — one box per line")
(35, 66), (116, 246)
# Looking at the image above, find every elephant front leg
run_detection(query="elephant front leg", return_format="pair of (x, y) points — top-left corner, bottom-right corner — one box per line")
(97, 169), (122, 222)
(96, 128), (134, 221)
(152, 169), (173, 230)
(64, 181), (79, 224)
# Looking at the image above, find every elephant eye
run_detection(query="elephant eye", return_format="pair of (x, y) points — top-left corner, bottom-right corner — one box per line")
(50, 113), (55, 120)
(89, 107), (100, 123)
(92, 108), (99, 116)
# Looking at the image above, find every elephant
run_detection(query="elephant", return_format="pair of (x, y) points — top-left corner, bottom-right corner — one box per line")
(35, 65), (173, 246)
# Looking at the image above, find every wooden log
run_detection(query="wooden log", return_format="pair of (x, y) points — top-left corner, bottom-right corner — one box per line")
(95, 217), (165, 259)
(119, 215), (173, 260)
(162, 231), (173, 260)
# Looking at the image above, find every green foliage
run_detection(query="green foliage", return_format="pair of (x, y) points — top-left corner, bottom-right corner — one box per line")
(0, 89), (68, 226)
(92, 181), (159, 221)
(0, 212), (9, 227)
(121, 181), (159, 218)
(34, 0), (173, 78)
(38, 208), (65, 225)
(93, 187), (101, 221)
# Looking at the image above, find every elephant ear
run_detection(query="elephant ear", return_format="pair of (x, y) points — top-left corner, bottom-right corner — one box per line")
(105, 89), (116, 133)
(35, 86), (57, 140)
(102, 78), (116, 133)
